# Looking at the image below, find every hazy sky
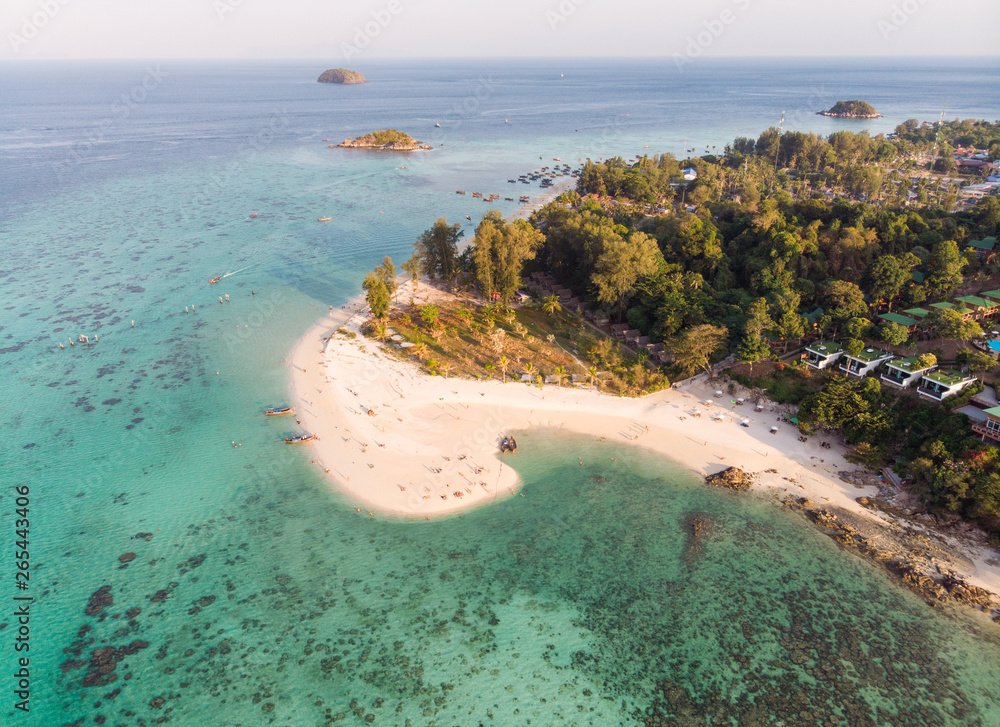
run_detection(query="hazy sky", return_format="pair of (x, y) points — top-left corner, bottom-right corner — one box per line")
(2, 0), (997, 60)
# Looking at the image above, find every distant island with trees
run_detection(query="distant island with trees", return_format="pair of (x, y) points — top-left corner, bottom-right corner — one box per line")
(317, 68), (367, 84)
(819, 100), (883, 119)
(336, 129), (432, 151)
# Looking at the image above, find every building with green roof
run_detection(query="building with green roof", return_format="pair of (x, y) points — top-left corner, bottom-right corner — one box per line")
(902, 307), (930, 319)
(917, 369), (976, 402)
(839, 347), (893, 378)
(881, 356), (936, 389)
(968, 237), (997, 259)
(954, 296), (998, 321)
(878, 312), (919, 330)
(803, 341), (844, 370)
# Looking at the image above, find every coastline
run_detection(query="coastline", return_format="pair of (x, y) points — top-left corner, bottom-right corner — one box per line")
(288, 303), (1000, 610)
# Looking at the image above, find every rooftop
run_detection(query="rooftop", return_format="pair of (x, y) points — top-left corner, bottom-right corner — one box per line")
(955, 295), (994, 308)
(922, 369), (974, 387)
(887, 356), (933, 372)
(980, 290), (1000, 302)
(902, 307), (930, 319)
(930, 302), (956, 311)
(983, 405), (1000, 418)
(968, 237), (997, 251)
(879, 312), (918, 327)
(806, 341), (843, 356)
(847, 347), (891, 363)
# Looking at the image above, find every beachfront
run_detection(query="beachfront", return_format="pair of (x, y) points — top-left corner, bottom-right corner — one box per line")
(288, 281), (1000, 601)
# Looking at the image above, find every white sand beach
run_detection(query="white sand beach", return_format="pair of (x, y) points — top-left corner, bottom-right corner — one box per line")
(290, 286), (872, 519)
(287, 284), (1000, 600)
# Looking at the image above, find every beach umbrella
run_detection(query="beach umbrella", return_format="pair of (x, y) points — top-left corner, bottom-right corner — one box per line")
(705, 399), (713, 406)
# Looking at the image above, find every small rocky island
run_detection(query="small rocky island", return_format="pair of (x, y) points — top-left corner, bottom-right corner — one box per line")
(336, 129), (432, 151)
(317, 68), (366, 84)
(818, 100), (883, 119)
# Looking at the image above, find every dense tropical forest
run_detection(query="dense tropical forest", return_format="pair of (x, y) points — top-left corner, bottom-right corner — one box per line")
(366, 117), (1000, 537)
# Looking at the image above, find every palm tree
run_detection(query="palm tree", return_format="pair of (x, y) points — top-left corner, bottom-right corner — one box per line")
(524, 362), (536, 382)
(439, 362), (453, 379)
(542, 295), (562, 317)
(588, 366), (599, 388)
(413, 342), (428, 361)
(498, 355), (510, 383)
(373, 321), (389, 342)
(554, 365), (567, 387)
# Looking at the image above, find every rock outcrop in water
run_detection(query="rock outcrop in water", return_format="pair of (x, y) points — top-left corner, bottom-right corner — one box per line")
(818, 100), (882, 119)
(336, 129), (431, 151)
(704, 466), (753, 492)
(317, 68), (366, 84)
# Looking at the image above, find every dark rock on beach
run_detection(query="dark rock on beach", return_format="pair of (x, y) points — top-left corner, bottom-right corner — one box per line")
(704, 467), (753, 492)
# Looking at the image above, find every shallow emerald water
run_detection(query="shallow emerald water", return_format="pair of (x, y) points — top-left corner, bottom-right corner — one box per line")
(14, 429), (999, 726)
(4, 59), (1000, 726)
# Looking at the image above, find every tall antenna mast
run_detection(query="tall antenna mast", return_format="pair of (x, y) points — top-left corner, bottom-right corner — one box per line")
(773, 110), (785, 173)
(934, 99), (948, 154)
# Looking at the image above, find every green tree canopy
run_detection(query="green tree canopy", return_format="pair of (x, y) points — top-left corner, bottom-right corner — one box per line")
(592, 231), (661, 317)
(926, 240), (966, 295)
(415, 218), (463, 284)
(362, 272), (390, 320)
(671, 324), (728, 378)
(921, 307), (981, 341)
(876, 321), (909, 347)
(376, 256), (397, 298)
(821, 280), (868, 326)
(471, 211), (545, 304)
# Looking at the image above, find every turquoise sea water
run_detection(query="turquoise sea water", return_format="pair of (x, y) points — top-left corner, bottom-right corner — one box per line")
(2, 58), (1000, 725)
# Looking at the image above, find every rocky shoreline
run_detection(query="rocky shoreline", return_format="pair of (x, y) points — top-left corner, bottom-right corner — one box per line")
(817, 111), (884, 119)
(706, 468), (1000, 621)
(336, 138), (432, 151)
